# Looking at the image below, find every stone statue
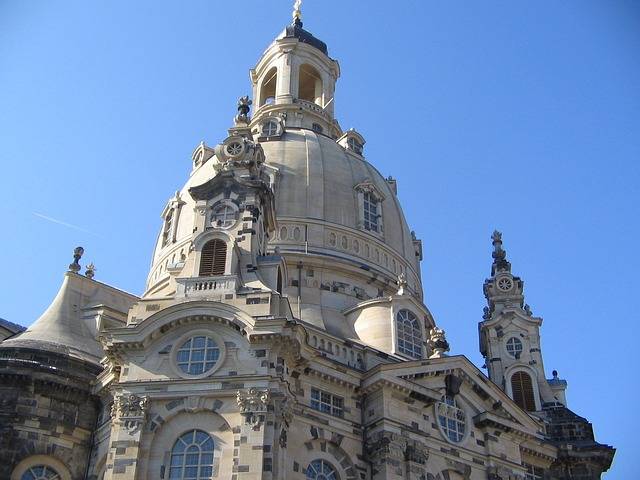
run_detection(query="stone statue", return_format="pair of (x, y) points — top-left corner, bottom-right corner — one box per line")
(427, 327), (450, 358)
(234, 95), (252, 125)
(396, 273), (407, 295)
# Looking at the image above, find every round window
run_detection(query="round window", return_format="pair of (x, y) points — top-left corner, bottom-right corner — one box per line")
(262, 120), (278, 136)
(20, 466), (61, 480)
(211, 203), (236, 228)
(176, 335), (220, 376)
(436, 396), (466, 444)
(497, 277), (514, 292)
(306, 459), (338, 480)
(225, 141), (244, 157)
(506, 337), (523, 358)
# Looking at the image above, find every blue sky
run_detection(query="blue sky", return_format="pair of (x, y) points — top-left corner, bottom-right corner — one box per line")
(1, 1), (638, 476)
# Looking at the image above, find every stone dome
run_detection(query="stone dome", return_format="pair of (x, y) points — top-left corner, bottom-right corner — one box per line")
(146, 130), (422, 299)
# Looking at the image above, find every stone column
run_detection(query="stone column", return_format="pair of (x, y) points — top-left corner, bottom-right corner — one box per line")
(233, 388), (270, 479)
(104, 394), (149, 480)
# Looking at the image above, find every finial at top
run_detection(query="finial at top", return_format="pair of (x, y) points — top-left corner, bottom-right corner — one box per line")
(85, 262), (96, 279)
(491, 230), (511, 275)
(292, 0), (303, 26)
(68, 246), (84, 273)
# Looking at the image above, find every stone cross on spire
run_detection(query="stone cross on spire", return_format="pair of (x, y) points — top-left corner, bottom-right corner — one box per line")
(491, 230), (511, 275)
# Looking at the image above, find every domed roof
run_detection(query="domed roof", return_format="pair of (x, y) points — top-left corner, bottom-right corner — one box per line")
(146, 128), (422, 297)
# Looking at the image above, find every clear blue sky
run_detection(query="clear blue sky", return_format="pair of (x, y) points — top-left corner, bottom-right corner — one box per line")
(1, 1), (638, 477)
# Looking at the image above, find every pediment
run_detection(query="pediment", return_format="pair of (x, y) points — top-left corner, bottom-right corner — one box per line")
(362, 355), (545, 437)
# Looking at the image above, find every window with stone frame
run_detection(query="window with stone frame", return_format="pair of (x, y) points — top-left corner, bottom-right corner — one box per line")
(162, 208), (174, 247)
(169, 429), (215, 479)
(355, 181), (384, 235)
(436, 395), (466, 443)
(310, 388), (344, 418)
(363, 191), (380, 232)
(511, 371), (536, 412)
(396, 309), (423, 358)
(524, 464), (544, 480)
(20, 466), (62, 480)
(199, 239), (227, 276)
(210, 203), (237, 228)
(306, 459), (339, 480)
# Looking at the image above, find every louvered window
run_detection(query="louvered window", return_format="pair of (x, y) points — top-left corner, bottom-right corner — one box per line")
(511, 371), (536, 412)
(199, 239), (227, 276)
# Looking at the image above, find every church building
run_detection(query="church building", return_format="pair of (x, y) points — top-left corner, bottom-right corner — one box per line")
(0, 6), (614, 480)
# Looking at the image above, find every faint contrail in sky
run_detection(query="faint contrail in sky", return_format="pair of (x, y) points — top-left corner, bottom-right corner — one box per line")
(32, 212), (101, 237)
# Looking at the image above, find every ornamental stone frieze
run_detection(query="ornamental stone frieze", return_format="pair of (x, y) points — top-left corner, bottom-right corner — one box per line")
(237, 387), (270, 427)
(111, 393), (149, 435)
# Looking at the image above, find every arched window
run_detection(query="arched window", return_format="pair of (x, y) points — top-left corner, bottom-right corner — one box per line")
(396, 310), (423, 358)
(162, 209), (174, 247)
(199, 239), (227, 276)
(259, 67), (277, 106)
(298, 64), (322, 105)
(169, 429), (214, 480)
(511, 371), (536, 412)
(306, 459), (338, 480)
(20, 466), (61, 480)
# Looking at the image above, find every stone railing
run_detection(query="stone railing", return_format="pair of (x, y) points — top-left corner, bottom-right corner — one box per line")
(176, 275), (237, 298)
(293, 98), (331, 121)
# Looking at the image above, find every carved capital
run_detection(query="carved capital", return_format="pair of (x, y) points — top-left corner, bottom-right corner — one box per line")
(237, 388), (269, 426)
(112, 394), (149, 435)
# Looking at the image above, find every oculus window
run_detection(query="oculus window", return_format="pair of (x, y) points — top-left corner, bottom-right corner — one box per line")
(176, 335), (220, 376)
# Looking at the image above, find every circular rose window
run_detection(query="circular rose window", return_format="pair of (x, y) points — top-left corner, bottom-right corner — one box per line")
(175, 335), (220, 376)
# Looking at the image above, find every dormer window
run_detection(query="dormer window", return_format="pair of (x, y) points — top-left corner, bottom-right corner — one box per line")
(354, 180), (384, 236)
(262, 120), (278, 137)
(363, 192), (379, 232)
(347, 136), (363, 155)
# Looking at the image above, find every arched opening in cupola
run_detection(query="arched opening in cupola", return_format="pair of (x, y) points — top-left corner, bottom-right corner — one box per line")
(259, 67), (278, 106)
(298, 64), (322, 105)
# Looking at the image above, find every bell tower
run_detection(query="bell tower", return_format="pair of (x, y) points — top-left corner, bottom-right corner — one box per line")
(479, 231), (567, 412)
(249, 2), (341, 136)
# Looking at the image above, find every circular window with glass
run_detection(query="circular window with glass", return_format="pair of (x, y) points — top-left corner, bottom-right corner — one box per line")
(175, 335), (221, 376)
(210, 203), (237, 228)
(20, 466), (61, 480)
(436, 396), (467, 444)
(506, 336), (523, 358)
(306, 459), (339, 480)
